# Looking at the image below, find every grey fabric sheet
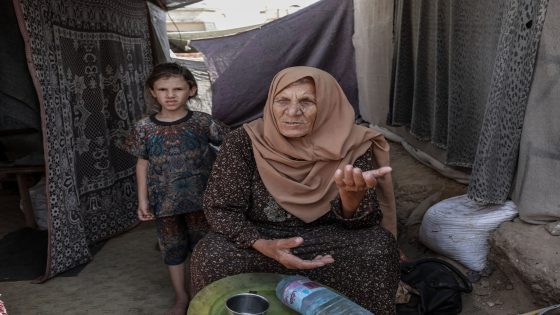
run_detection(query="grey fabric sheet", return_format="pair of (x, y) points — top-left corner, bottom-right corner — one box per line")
(353, 0), (394, 126)
(511, 0), (559, 223)
(468, 0), (549, 204)
(390, 0), (506, 165)
(391, 0), (549, 204)
(191, 0), (357, 127)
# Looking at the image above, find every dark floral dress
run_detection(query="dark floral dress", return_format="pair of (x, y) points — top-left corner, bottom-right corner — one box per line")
(124, 111), (228, 218)
(189, 128), (400, 314)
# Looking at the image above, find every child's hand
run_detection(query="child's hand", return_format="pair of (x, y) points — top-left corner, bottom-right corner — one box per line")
(137, 200), (154, 221)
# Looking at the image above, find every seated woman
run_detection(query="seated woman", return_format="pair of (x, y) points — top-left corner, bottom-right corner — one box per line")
(190, 66), (399, 314)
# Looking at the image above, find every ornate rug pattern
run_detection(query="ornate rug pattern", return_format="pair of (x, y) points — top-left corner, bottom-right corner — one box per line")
(14, 0), (152, 278)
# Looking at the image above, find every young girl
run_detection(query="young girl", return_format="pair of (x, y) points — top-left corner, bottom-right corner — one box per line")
(124, 62), (228, 315)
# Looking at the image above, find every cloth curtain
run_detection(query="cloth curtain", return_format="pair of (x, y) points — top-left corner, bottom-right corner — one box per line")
(14, 0), (151, 279)
(510, 0), (559, 223)
(390, 0), (507, 163)
(391, 0), (549, 204)
(467, 0), (549, 203)
(352, 0), (394, 126)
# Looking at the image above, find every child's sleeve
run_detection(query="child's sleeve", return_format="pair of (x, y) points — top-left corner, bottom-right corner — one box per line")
(122, 122), (149, 160)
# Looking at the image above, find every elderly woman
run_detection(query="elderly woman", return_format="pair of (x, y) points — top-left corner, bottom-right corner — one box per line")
(190, 66), (399, 313)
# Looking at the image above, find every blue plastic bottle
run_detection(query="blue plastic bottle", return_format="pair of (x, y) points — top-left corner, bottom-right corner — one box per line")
(276, 275), (373, 315)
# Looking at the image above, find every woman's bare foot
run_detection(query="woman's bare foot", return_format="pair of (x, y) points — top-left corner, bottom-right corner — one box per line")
(164, 299), (188, 315)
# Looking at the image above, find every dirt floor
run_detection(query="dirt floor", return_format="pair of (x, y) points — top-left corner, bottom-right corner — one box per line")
(0, 141), (547, 314)
(390, 141), (542, 315)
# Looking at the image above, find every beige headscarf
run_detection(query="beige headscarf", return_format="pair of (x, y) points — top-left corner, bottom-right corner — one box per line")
(244, 66), (390, 223)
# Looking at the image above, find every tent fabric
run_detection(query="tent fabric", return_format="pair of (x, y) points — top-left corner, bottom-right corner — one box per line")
(511, 0), (559, 223)
(0, 0), (40, 130)
(352, 0), (394, 126)
(191, 0), (357, 127)
(14, 0), (151, 279)
(147, 2), (172, 63)
(390, 0), (507, 165)
(468, 0), (549, 204)
(390, 0), (549, 204)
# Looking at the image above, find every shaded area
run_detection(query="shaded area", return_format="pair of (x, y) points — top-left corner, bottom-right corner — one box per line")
(0, 228), (47, 281)
(0, 227), (106, 281)
(0, 0), (40, 131)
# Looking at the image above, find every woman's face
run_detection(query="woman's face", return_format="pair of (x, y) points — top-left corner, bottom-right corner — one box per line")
(272, 81), (317, 138)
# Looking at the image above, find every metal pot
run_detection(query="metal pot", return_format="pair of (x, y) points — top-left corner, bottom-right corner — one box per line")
(225, 292), (270, 315)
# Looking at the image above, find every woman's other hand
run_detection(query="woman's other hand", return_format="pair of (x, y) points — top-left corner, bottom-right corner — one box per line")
(334, 165), (392, 218)
(137, 199), (154, 221)
(252, 237), (334, 269)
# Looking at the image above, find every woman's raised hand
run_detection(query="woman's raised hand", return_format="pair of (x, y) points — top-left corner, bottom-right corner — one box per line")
(334, 165), (392, 217)
(252, 237), (334, 269)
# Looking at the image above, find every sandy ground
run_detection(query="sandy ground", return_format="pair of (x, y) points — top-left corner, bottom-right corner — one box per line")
(390, 141), (542, 315)
(0, 141), (547, 314)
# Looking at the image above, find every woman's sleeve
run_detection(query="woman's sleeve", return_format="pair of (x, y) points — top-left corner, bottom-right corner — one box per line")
(330, 145), (383, 229)
(203, 129), (261, 248)
(207, 116), (230, 146)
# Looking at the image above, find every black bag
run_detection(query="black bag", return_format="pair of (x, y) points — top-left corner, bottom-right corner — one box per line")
(396, 258), (473, 315)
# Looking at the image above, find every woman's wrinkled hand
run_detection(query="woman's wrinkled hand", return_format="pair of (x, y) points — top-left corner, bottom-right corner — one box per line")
(334, 165), (392, 217)
(252, 237), (334, 269)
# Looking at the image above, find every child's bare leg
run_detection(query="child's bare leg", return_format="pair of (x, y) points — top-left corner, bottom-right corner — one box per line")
(165, 263), (189, 315)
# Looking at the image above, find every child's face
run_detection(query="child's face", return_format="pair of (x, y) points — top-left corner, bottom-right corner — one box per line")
(149, 76), (196, 115)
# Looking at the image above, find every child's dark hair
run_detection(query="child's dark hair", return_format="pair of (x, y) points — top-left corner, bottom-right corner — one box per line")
(146, 62), (198, 99)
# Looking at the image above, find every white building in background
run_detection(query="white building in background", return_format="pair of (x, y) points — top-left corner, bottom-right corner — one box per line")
(167, 0), (320, 34)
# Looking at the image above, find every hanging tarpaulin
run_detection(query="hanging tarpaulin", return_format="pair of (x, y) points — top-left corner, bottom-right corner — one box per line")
(191, 0), (358, 127)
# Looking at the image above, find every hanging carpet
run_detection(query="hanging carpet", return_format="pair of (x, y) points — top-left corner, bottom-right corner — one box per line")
(13, 0), (151, 279)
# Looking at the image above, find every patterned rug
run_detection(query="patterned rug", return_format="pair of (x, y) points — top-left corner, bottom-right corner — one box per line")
(13, 0), (152, 279)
